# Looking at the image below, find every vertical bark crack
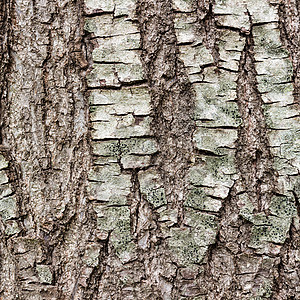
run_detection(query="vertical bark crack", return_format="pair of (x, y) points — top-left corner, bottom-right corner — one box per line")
(194, 0), (220, 65)
(0, 0), (11, 145)
(278, 0), (300, 105)
(136, 0), (196, 224)
(273, 1), (300, 298)
(236, 12), (276, 212)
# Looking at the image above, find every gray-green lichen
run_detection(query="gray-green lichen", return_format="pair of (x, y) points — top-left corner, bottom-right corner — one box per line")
(214, 0), (278, 29)
(189, 151), (235, 200)
(0, 155), (20, 235)
(86, 0), (156, 267)
(0, 170), (9, 185)
(93, 205), (137, 262)
(0, 196), (17, 221)
(0, 155), (9, 170)
(185, 188), (222, 212)
(84, 1), (300, 298)
(168, 228), (209, 265)
(168, 210), (218, 266)
(139, 169), (167, 208)
(36, 265), (52, 284)
(238, 193), (296, 248)
(5, 220), (21, 236)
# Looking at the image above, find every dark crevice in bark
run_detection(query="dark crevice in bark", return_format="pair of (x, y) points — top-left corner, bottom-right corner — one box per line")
(194, 0), (220, 65)
(236, 12), (276, 213)
(273, 221), (300, 298)
(0, 148), (26, 234)
(0, 2), (22, 298)
(197, 184), (248, 298)
(195, 11), (285, 299)
(136, 0), (196, 225)
(129, 169), (142, 237)
(278, 0), (300, 106)
(0, 0), (12, 145)
(81, 213), (107, 300)
(81, 5), (122, 300)
(274, 2), (300, 298)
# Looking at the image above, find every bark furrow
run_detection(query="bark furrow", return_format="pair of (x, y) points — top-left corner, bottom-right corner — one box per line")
(0, 0), (95, 298)
(137, 0), (196, 222)
(236, 15), (276, 213)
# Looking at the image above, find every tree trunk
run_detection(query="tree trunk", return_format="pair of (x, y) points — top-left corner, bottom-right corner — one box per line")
(0, 0), (299, 299)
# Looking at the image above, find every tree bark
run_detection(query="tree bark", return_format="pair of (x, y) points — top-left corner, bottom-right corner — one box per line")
(0, 0), (299, 299)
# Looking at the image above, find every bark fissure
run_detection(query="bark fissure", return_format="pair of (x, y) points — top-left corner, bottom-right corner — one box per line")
(137, 0), (196, 224)
(236, 13), (276, 212)
(272, 1), (300, 298)
(0, 0), (11, 145)
(0, 0), (99, 298)
(278, 0), (300, 105)
(195, 0), (220, 65)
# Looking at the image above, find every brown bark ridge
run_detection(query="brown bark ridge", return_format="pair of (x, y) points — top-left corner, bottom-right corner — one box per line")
(274, 0), (300, 298)
(0, 0), (11, 144)
(137, 0), (196, 226)
(0, 0), (99, 299)
(0, 0), (300, 299)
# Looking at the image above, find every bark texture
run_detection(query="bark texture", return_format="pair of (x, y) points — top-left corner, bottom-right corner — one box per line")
(0, 0), (300, 299)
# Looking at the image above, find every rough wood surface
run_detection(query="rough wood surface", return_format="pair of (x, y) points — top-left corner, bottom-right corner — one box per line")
(0, 0), (299, 299)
